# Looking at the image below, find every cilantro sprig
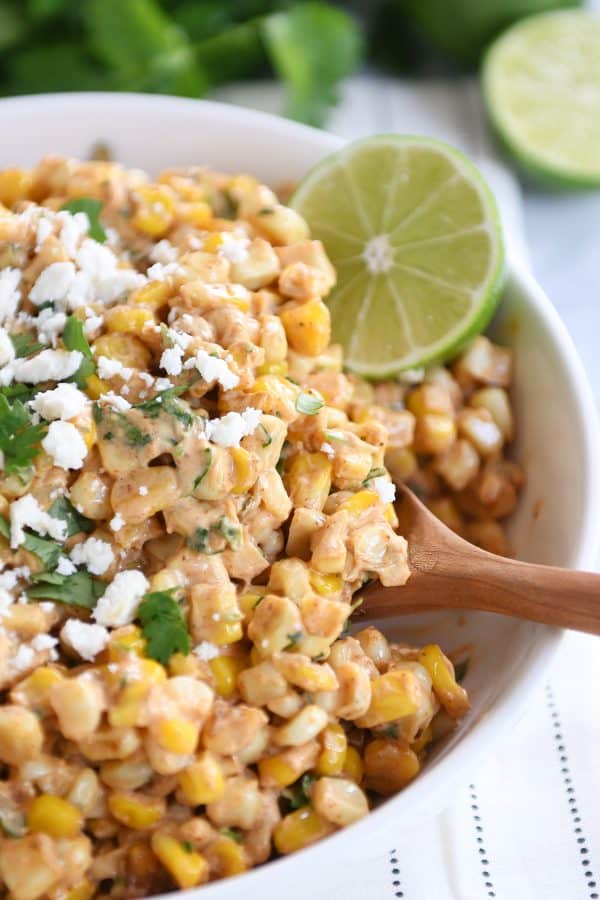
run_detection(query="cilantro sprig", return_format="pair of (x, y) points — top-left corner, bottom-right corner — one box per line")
(138, 590), (191, 665)
(0, 396), (47, 476)
(10, 333), (47, 359)
(27, 570), (106, 608)
(49, 497), (94, 537)
(63, 316), (96, 388)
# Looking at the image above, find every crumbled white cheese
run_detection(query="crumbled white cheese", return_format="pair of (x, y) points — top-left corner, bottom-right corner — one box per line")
(138, 486), (148, 496)
(371, 476), (396, 504)
(159, 345), (184, 376)
(150, 240), (178, 265)
(0, 567), (30, 591)
(9, 494), (67, 548)
(57, 210), (89, 257)
(193, 641), (220, 661)
(109, 513), (125, 532)
(35, 215), (54, 249)
(35, 308), (67, 346)
(56, 556), (77, 576)
(147, 261), (180, 282)
(96, 356), (133, 380)
(167, 328), (192, 350)
(11, 644), (35, 673)
(29, 262), (77, 306)
(70, 537), (114, 576)
(93, 570), (149, 628)
(31, 382), (89, 420)
(204, 407), (261, 448)
(320, 442), (335, 459)
(154, 377), (172, 392)
(31, 634), (59, 653)
(42, 421), (88, 470)
(0, 327), (15, 367)
(218, 232), (250, 263)
(0, 268), (21, 324)
(4, 349), (82, 385)
(61, 619), (109, 661)
(0, 590), (14, 616)
(83, 314), (103, 337)
(76, 239), (146, 305)
(100, 391), (131, 412)
(138, 372), (154, 387)
(186, 349), (239, 391)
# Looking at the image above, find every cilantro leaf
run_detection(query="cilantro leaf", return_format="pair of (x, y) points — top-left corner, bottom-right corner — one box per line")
(49, 496), (94, 537)
(219, 827), (243, 844)
(263, 3), (362, 126)
(0, 515), (63, 570)
(0, 396), (47, 475)
(27, 570), (105, 608)
(285, 773), (316, 810)
(138, 589), (191, 665)
(60, 197), (107, 243)
(10, 332), (47, 359)
(63, 315), (96, 388)
(135, 387), (193, 428)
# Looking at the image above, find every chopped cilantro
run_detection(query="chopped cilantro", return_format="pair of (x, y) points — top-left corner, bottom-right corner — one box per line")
(138, 589), (191, 665)
(193, 447), (212, 489)
(0, 396), (47, 475)
(285, 773), (316, 810)
(95, 405), (151, 448)
(49, 496), (94, 537)
(10, 332), (46, 358)
(258, 423), (272, 448)
(295, 390), (324, 416)
(187, 517), (242, 554)
(27, 569), (105, 608)
(135, 387), (193, 428)
(180, 840), (194, 854)
(63, 316), (96, 387)
(284, 630), (303, 650)
(362, 467), (387, 485)
(60, 197), (107, 243)
(219, 828), (243, 844)
(0, 383), (37, 404)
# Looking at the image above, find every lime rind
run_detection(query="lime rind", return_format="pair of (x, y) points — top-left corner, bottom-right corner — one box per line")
(291, 134), (505, 378)
(482, 10), (600, 189)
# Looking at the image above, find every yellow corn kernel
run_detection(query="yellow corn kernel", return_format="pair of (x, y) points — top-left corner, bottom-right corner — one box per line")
(178, 201), (212, 228)
(209, 655), (246, 698)
(249, 646), (262, 667)
(251, 374), (299, 415)
(238, 592), (264, 620)
(316, 723), (347, 776)
(211, 620), (244, 646)
(28, 794), (83, 839)
(85, 374), (110, 400)
(108, 682), (147, 728)
(108, 791), (165, 830)
(411, 725), (433, 755)
(155, 718), (199, 755)
(104, 305), (155, 334)
(209, 835), (247, 877)
(338, 489), (379, 516)
(14, 666), (63, 714)
(363, 738), (420, 795)
(151, 832), (208, 890)
(413, 413), (456, 455)
(384, 503), (398, 527)
(309, 571), (342, 597)
(257, 360), (288, 377)
(418, 644), (470, 719)
(342, 746), (364, 783)
(92, 333), (151, 371)
(280, 298), (331, 357)
(66, 880), (95, 900)
(385, 446), (418, 483)
(132, 185), (176, 237)
(128, 841), (161, 882)
(230, 447), (256, 494)
(0, 168), (32, 207)
(178, 753), (226, 805)
(203, 233), (224, 253)
(406, 384), (453, 418)
(273, 807), (332, 855)
(107, 626), (147, 660)
(285, 452), (332, 511)
(131, 280), (171, 311)
(80, 417), (96, 450)
(257, 754), (299, 788)
(363, 670), (420, 725)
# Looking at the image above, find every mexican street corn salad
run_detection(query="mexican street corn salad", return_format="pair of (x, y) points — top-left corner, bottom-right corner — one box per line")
(0, 157), (522, 898)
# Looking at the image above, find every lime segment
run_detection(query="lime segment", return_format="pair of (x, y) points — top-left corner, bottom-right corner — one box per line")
(291, 135), (505, 378)
(483, 10), (600, 187)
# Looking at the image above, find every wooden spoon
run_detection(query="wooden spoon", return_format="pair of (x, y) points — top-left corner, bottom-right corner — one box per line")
(362, 484), (600, 635)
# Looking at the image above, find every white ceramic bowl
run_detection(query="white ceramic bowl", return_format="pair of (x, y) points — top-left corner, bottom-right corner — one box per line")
(1, 93), (598, 899)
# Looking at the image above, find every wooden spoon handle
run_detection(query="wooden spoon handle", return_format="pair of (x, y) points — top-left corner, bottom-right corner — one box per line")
(364, 545), (600, 635)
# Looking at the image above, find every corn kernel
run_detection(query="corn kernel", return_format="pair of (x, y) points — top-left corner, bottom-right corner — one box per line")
(108, 791), (165, 830)
(418, 644), (470, 719)
(357, 669), (420, 728)
(363, 738), (419, 795)
(316, 723), (347, 776)
(212, 620), (244, 646)
(108, 682), (147, 728)
(230, 446), (256, 494)
(152, 832), (208, 889)
(131, 280), (171, 311)
(342, 746), (364, 783)
(178, 201), (212, 228)
(66, 880), (95, 900)
(14, 666), (63, 714)
(203, 233), (224, 253)
(285, 452), (332, 511)
(104, 305), (155, 334)
(155, 718), (199, 755)
(209, 835), (247, 877)
(28, 794), (83, 838)
(257, 754), (299, 788)
(257, 360), (288, 377)
(238, 592), (264, 620)
(0, 168), (32, 207)
(385, 446), (418, 482)
(92, 333), (151, 371)
(107, 626), (147, 661)
(411, 725), (433, 755)
(132, 185), (176, 237)
(309, 571), (342, 597)
(85, 374), (110, 400)
(338, 489), (379, 516)
(178, 753), (226, 805)
(209, 655), (246, 698)
(273, 807), (332, 855)
(128, 842), (161, 881)
(281, 298), (330, 357)
(413, 413), (456, 455)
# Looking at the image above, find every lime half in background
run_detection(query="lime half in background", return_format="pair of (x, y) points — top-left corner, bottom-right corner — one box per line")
(483, 10), (600, 188)
(291, 136), (505, 378)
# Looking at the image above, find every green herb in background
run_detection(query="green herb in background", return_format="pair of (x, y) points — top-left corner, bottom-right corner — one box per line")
(0, 395), (46, 475)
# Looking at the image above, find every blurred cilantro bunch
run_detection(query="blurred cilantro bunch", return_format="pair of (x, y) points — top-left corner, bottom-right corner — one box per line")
(0, 0), (582, 127)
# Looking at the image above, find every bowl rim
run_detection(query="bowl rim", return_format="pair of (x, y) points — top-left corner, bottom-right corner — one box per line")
(1, 91), (599, 896)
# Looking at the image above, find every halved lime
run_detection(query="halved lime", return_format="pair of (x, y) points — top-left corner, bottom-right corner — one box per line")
(483, 10), (600, 188)
(291, 135), (505, 378)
